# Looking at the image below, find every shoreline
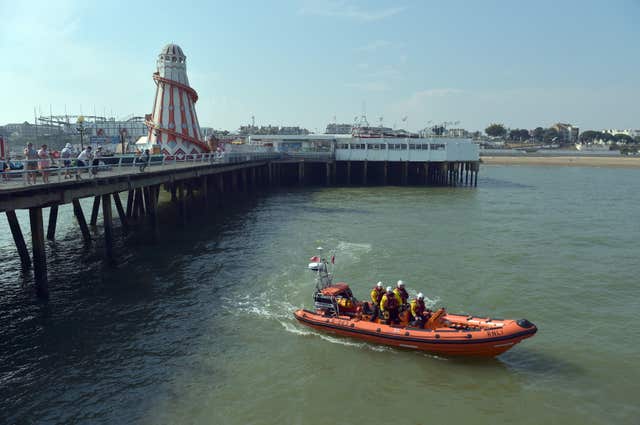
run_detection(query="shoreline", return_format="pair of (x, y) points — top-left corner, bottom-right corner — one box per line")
(481, 155), (640, 168)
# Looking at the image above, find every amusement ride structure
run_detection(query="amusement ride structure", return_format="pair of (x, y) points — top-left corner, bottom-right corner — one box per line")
(145, 44), (209, 157)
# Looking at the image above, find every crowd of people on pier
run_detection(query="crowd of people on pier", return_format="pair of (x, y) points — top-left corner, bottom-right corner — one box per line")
(368, 280), (432, 327)
(0, 143), (153, 184)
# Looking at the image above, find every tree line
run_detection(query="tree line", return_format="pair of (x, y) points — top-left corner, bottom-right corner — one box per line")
(484, 123), (639, 144)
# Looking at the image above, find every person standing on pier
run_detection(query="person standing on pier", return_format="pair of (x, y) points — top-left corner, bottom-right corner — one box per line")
(60, 143), (74, 179)
(37, 144), (51, 183)
(76, 146), (92, 179)
(23, 142), (38, 184)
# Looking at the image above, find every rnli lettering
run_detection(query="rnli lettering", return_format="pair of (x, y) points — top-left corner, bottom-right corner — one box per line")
(487, 329), (503, 337)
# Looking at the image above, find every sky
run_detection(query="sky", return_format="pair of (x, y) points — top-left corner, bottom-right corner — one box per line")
(1, 0), (639, 132)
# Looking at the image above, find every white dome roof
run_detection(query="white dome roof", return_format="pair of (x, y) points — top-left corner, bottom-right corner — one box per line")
(159, 43), (185, 60)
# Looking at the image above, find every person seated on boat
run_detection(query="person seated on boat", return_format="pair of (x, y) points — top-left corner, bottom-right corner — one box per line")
(409, 293), (432, 328)
(369, 281), (385, 322)
(380, 286), (400, 325)
(394, 280), (409, 310)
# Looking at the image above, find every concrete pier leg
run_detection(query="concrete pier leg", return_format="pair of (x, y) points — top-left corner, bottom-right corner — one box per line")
(474, 168), (479, 187)
(325, 163), (331, 186)
(232, 171), (239, 192)
(147, 186), (159, 242)
(251, 167), (256, 190)
(136, 188), (145, 217)
(241, 169), (247, 192)
(178, 183), (187, 225)
(217, 174), (225, 207)
(101, 194), (114, 262)
(113, 193), (128, 230)
(170, 185), (177, 203)
(298, 162), (304, 186)
(143, 187), (153, 215)
(90, 196), (101, 226)
(383, 161), (388, 186)
(202, 176), (209, 212)
(465, 163), (469, 186)
(267, 163), (273, 186)
(6, 211), (31, 269)
(402, 162), (408, 185)
(72, 199), (92, 245)
(363, 161), (368, 185)
(126, 190), (134, 218)
(47, 205), (58, 241)
(347, 161), (351, 185)
(29, 207), (48, 299)
(423, 163), (429, 185)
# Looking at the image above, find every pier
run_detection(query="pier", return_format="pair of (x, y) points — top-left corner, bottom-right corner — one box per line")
(1, 147), (479, 299)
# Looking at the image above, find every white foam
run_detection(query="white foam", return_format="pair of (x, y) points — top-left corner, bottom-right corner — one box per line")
(279, 320), (394, 353)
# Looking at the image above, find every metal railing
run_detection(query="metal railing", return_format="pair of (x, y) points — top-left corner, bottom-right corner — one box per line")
(0, 152), (281, 188)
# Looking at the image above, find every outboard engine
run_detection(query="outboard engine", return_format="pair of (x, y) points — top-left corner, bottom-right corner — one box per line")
(313, 290), (336, 315)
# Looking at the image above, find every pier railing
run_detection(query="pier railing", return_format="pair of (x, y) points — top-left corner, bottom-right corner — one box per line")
(0, 152), (281, 188)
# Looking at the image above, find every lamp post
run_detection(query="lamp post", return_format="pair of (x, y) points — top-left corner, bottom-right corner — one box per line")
(76, 115), (86, 150)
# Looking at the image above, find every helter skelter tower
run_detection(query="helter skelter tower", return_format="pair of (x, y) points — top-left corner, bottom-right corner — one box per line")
(145, 44), (209, 157)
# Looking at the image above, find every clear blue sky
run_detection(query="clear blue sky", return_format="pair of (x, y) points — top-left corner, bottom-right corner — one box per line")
(1, 0), (638, 132)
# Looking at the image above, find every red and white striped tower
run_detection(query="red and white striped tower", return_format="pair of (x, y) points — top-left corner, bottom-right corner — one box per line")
(146, 44), (209, 158)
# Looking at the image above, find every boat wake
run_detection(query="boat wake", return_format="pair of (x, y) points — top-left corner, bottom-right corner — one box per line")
(278, 320), (394, 353)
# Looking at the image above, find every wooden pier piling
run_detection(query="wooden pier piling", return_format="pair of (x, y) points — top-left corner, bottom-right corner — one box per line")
(113, 193), (128, 230)
(101, 194), (114, 262)
(90, 196), (101, 226)
(46, 205), (58, 241)
(72, 199), (92, 245)
(29, 207), (48, 299)
(6, 211), (31, 269)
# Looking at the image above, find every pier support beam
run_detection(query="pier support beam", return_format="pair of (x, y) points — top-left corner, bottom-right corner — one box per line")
(6, 211), (31, 269)
(423, 163), (429, 185)
(231, 171), (239, 192)
(126, 190), (134, 218)
(101, 194), (114, 262)
(298, 162), (304, 186)
(241, 169), (247, 192)
(29, 207), (48, 299)
(113, 193), (128, 230)
(267, 163), (273, 186)
(383, 161), (388, 186)
(347, 161), (351, 185)
(363, 161), (368, 185)
(402, 162), (408, 185)
(72, 199), (92, 245)
(147, 186), (159, 242)
(202, 176), (209, 212)
(46, 205), (58, 241)
(178, 183), (187, 225)
(90, 196), (101, 226)
(325, 162), (331, 186)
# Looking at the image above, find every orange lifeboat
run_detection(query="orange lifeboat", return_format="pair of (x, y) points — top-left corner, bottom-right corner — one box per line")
(294, 257), (537, 357)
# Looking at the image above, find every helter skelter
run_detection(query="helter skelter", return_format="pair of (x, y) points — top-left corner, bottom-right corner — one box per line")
(145, 44), (210, 158)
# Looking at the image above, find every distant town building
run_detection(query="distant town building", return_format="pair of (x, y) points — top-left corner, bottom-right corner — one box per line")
(551, 123), (579, 143)
(2, 121), (62, 137)
(447, 128), (469, 138)
(325, 123), (353, 134)
(238, 125), (310, 136)
(603, 129), (640, 138)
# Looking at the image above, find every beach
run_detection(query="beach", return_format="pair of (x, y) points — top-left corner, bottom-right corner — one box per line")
(481, 155), (640, 168)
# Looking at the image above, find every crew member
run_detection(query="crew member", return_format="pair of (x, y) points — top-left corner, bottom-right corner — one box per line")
(410, 293), (431, 328)
(394, 280), (409, 309)
(380, 286), (400, 325)
(369, 281), (385, 322)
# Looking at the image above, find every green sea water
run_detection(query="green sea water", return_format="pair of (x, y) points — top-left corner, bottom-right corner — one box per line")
(0, 164), (638, 424)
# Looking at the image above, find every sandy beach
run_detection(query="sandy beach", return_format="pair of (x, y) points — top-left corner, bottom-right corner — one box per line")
(481, 155), (640, 168)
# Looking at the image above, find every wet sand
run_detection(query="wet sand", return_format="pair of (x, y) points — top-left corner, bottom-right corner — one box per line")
(481, 155), (640, 168)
